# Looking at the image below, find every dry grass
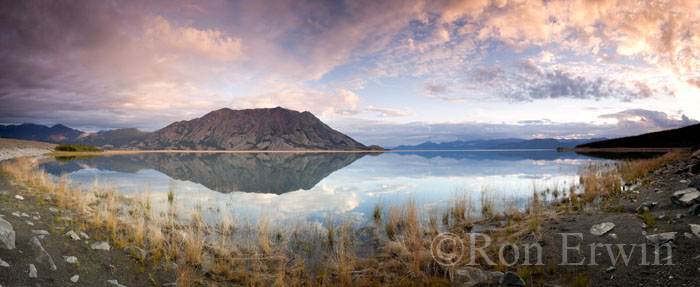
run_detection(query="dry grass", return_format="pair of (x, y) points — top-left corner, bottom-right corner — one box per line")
(618, 152), (687, 184)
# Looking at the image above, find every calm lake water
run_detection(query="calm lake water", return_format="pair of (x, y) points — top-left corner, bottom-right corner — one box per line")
(40, 151), (608, 226)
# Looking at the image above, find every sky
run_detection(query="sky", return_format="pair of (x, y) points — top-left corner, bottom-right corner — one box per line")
(1, 0), (699, 146)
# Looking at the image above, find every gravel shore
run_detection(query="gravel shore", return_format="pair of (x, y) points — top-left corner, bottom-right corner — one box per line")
(0, 138), (56, 162)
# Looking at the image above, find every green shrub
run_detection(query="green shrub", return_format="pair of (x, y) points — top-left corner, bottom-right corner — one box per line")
(55, 144), (103, 152)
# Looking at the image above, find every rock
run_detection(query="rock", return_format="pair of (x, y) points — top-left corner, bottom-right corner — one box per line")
(107, 279), (127, 287)
(691, 163), (700, 174)
(65, 230), (81, 240)
(675, 213), (684, 220)
(11, 212), (19, 217)
(79, 231), (89, 239)
(646, 232), (677, 246)
(64, 256), (78, 264)
(91, 241), (111, 250)
(31, 230), (50, 236)
(43, 195), (51, 201)
(38, 235), (45, 240)
(690, 224), (700, 237)
(28, 264), (37, 278)
(454, 266), (504, 287)
(590, 222), (615, 236)
(124, 246), (148, 261)
(48, 207), (58, 213)
(671, 188), (700, 207)
(159, 260), (177, 271)
(32, 216), (39, 220)
(607, 233), (618, 240)
(690, 204), (700, 215)
(0, 257), (9, 267)
(656, 214), (667, 220)
(636, 202), (658, 213)
(70, 274), (79, 282)
(606, 266), (616, 273)
(681, 179), (689, 184)
(25, 220), (33, 226)
(684, 232), (694, 239)
(14, 195), (24, 200)
(500, 271), (525, 286)
(689, 178), (700, 188)
(0, 217), (16, 250)
(162, 283), (177, 287)
(28, 237), (57, 271)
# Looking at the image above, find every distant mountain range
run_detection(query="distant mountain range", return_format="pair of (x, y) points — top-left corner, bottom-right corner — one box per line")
(0, 107), (379, 151)
(393, 137), (607, 150)
(576, 123), (700, 149)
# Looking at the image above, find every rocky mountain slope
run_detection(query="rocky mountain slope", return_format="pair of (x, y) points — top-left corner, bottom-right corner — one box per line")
(138, 107), (370, 150)
(577, 123), (700, 149)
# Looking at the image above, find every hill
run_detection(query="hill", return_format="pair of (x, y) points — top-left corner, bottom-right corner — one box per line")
(576, 123), (700, 150)
(0, 123), (82, 142)
(394, 138), (605, 150)
(138, 107), (372, 150)
(74, 128), (151, 149)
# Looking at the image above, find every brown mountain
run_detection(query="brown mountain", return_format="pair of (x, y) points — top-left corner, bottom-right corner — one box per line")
(138, 107), (372, 150)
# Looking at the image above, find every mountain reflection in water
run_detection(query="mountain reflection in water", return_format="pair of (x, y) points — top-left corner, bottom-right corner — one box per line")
(43, 152), (370, 194)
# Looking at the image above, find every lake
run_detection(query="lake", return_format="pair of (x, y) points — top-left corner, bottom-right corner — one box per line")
(40, 150), (609, 227)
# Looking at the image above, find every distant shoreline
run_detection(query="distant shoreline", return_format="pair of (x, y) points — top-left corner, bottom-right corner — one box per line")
(48, 148), (566, 156)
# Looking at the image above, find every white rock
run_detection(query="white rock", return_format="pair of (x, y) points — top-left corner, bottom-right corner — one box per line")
(690, 224), (700, 237)
(107, 279), (127, 287)
(65, 230), (81, 240)
(671, 188), (700, 207)
(31, 230), (50, 236)
(91, 241), (111, 250)
(21, 212), (29, 217)
(646, 232), (677, 245)
(0, 217), (15, 250)
(79, 231), (89, 239)
(25, 220), (34, 226)
(14, 195), (24, 200)
(590, 222), (615, 236)
(64, 256), (78, 264)
(71, 274), (79, 282)
(11, 212), (20, 217)
(0, 257), (9, 267)
(48, 207), (58, 213)
(607, 233), (618, 240)
(32, 216), (39, 220)
(28, 264), (37, 278)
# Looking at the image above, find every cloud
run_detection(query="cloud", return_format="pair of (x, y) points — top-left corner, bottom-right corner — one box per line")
(332, 108), (698, 147)
(423, 83), (468, 102)
(364, 106), (412, 117)
(598, 109), (698, 132)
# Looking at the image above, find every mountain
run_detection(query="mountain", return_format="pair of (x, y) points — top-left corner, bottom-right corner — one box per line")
(494, 138), (606, 149)
(394, 138), (606, 150)
(139, 107), (372, 150)
(0, 123), (83, 142)
(74, 128), (151, 149)
(576, 123), (700, 149)
(392, 139), (523, 150)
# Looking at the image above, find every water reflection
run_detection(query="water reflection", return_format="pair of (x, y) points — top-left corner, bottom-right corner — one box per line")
(43, 152), (369, 194)
(40, 150), (609, 225)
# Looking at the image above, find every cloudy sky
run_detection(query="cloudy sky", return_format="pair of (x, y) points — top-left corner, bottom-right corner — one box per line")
(1, 0), (699, 146)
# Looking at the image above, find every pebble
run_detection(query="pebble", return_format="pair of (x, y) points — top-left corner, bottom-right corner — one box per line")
(31, 230), (49, 236)
(606, 266), (616, 273)
(28, 264), (37, 278)
(48, 207), (58, 213)
(11, 212), (20, 217)
(107, 279), (127, 287)
(79, 231), (89, 239)
(684, 232), (694, 239)
(21, 212), (29, 217)
(32, 216), (39, 220)
(64, 256), (78, 264)
(66, 230), (81, 240)
(607, 233), (618, 240)
(25, 220), (33, 226)
(70, 275), (79, 283)
(91, 241), (111, 250)
(14, 195), (24, 200)
(0, 257), (9, 267)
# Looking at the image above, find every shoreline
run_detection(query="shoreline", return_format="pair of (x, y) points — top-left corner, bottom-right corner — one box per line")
(561, 147), (693, 153)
